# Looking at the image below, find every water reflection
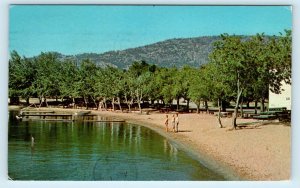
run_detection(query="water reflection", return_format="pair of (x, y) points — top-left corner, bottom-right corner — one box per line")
(163, 139), (178, 162)
(30, 135), (34, 159)
(8, 110), (224, 180)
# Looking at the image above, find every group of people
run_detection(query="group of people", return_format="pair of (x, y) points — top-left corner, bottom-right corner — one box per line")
(164, 113), (179, 133)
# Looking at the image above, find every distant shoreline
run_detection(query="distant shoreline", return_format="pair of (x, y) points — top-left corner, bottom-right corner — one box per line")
(8, 106), (290, 180)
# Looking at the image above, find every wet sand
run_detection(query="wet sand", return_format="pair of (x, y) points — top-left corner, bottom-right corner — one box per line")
(11, 106), (291, 180)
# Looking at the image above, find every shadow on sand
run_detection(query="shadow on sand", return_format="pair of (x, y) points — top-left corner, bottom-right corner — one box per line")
(177, 130), (192, 133)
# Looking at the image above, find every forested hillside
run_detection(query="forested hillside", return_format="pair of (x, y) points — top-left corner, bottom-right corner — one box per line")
(55, 36), (222, 69)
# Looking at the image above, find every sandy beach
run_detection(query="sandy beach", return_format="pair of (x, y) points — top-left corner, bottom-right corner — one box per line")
(10, 106), (291, 180)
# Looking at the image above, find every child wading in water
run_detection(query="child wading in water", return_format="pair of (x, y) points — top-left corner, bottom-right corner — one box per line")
(165, 115), (169, 132)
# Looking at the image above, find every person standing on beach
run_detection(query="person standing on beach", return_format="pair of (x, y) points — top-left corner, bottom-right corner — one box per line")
(172, 114), (176, 132)
(165, 115), (169, 132)
(175, 113), (179, 133)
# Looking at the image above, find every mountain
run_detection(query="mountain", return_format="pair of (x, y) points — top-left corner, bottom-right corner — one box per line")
(56, 36), (222, 69)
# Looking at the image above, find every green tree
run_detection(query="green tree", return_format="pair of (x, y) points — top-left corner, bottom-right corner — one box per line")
(243, 34), (270, 112)
(95, 66), (123, 111)
(77, 59), (98, 109)
(134, 72), (152, 112)
(122, 71), (135, 111)
(243, 31), (291, 113)
(206, 62), (232, 128)
(33, 52), (61, 106)
(110, 68), (124, 111)
(144, 64), (159, 105)
(267, 30), (292, 93)
(58, 59), (80, 106)
(188, 68), (203, 113)
(95, 67), (110, 110)
(209, 34), (256, 129)
(127, 61), (154, 112)
(172, 66), (193, 111)
(9, 51), (36, 105)
(209, 31), (291, 129)
(155, 68), (175, 105)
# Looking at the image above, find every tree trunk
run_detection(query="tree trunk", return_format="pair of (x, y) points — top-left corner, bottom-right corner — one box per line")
(137, 97), (142, 113)
(83, 97), (88, 109)
(137, 100), (142, 113)
(117, 97), (122, 112)
(39, 97), (42, 107)
(26, 97), (30, 106)
(232, 89), (243, 129)
(97, 101), (101, 110)
(176, 97), (180, 111)
(151, 99), (155, 105)
(186, 99), (190, 112)
(91, 97), (98, 110)
(112, 97), (115, 111)
(196, 102), (200, 114)
(130, 98), (134, 112)
(217, 98), (223, 128)
(221, 100), (227, 112)
(124, 94), (131, 112)
(232, 71), (243, 129)
(44, 98), (48, 107)
(254, 100), (258, 114)
(72, 97), (75, 109)
(240, 98), (244, 118)
(128, 102), (131, 112)
(247, 101), (250, 108)
(136, 90), (143, 113)
(260, 98), (265, 112)
(137, 93), (142, 113)
(205, 100), (208, 113)
(103, 98), (107, 111)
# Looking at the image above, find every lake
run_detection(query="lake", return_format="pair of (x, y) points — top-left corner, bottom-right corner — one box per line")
(8, 110), (225, 180)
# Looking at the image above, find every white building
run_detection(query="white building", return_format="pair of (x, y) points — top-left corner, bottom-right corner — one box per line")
(268, 81), (292, 110)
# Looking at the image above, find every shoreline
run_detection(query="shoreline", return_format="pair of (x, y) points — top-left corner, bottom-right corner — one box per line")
(120, 115), (242, 180)
(9, 106), (290, 180)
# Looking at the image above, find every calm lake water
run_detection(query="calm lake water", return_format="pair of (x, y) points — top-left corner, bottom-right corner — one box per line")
(8, 110), (225, 180)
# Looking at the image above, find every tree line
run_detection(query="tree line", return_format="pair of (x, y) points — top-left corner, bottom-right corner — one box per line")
(9, 30), (291, 129)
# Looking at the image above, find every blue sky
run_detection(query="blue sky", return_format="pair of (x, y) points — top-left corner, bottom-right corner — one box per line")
(9, 5), (292, 57)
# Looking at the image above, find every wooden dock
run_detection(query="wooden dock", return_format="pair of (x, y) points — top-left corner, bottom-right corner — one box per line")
(18, 111), (125, 123)
(20, 111), (96, 117)
(25, 118), (125, 123)
(16, 110), (125, 123)
(20, 110), (55, 114)
(21, 114), (72, 117)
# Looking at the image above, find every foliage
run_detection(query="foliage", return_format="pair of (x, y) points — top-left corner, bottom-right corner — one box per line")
(58, 60), (80, 99)
(33, 52), (61, 101)
(208, 30), (291, 128)
(8, 30), (291, 124)
(9, 51), (36, 101)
